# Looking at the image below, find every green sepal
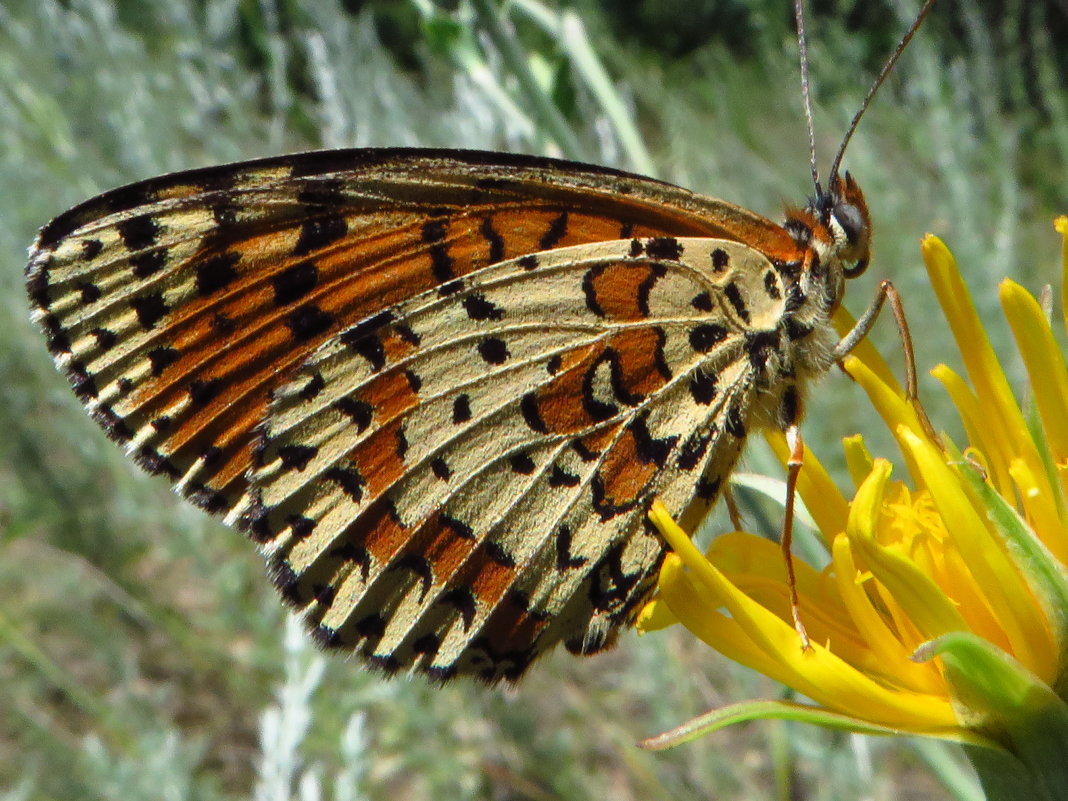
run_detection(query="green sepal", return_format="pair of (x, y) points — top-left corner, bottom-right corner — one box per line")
(955, 454), (1068, 697)
(917, 631), (1068, 801)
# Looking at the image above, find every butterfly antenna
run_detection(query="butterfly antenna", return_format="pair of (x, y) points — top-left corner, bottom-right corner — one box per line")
(795, 0), (821, 196)
(828, 0), (937, 184)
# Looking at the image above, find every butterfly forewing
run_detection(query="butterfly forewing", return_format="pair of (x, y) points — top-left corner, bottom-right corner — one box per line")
(249, 237), (788, 680)
(27, 148), (812, 681)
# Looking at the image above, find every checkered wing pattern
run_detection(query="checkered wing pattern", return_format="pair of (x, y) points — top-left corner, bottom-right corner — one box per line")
(250, 237), (789, 680)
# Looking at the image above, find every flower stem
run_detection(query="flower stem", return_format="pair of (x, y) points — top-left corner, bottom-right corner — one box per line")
(966, 746), (1056, 801)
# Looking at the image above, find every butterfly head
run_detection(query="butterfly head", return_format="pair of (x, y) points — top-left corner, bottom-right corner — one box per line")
(782, 171), (872, 316)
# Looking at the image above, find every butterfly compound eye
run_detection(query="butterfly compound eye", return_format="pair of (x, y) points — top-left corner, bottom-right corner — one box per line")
(832, 172), (871, 278)
(833, 202), (866, 247)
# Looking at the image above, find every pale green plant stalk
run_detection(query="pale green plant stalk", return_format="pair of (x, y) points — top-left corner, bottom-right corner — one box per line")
(0, 1), (1063, 799)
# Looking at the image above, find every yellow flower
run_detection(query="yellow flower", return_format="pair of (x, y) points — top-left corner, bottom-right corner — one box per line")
(639, 218), (1068, 761)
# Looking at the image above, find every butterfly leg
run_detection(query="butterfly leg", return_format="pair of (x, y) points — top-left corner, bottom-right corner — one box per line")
(781, 424), (811, 650)
(723, 485), (744, 532)
(833, 280), (938, 442)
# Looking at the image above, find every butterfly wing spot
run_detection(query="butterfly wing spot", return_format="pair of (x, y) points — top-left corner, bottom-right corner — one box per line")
(272, 260), (320, 305)
(479, 216), (505, 264)
(188, 378), (223, 406)
(451, 394), (472, 424)
(724, 282), (751, 324)
(277, 444), (319, 472)
(711, 247), (730, 271)
(547, 464), (581, 488)
(477, 337), (510, 364)
(147, 346), (180, 377)
(333, 397), (374, 432)
(81, 238), (104, 259)
(554, 524), (588, 570)
(421, 218), (455, 282)
(77, 281), (103, 304)
(508, 451), (537, 474)
(764, 270), (783, 300)
(130, 292), (170, 329)
(285, 303), (336, 342)
(724, 406), (747, 438)
(585, 542), (646, 615)
(116, 215), (161, 252)
(131, 249), (169, 279)
(194, 252), (240, 296)
(689, 323), (728, 353)
(643, 237), (684, 260)
(437, 279), (464, 297)
(292, 214), (349, 256)
(689, 369), (719, 405)
(461, 293), (505, 321)
(676, 426), (715, 471)
(431, 456), (452, 481)
(324, 465), (364, 502)
(537, 211), (570, 250)
(297, 371), (326, 401)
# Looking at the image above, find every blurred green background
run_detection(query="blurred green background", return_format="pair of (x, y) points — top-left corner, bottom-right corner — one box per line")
(1, 1), (1064, 799)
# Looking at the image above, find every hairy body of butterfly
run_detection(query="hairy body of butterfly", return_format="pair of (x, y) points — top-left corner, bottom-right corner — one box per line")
(26, 148), (871, 682)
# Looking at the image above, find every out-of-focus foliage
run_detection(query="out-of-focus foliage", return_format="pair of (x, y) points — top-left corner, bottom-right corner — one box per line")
(1, 1), (1062, 799)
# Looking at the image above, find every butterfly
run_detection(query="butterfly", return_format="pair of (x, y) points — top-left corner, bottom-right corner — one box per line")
(24, 5), (934, 683)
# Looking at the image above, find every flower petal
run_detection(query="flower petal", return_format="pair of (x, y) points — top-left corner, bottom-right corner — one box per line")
(841, 357), (929, 484)
(1055, 215), (1068, 334)
(931, 364), (1015, 497)
(635, 595), (678, 633)
(831, 533), (946, 695)
(1000, 278), (1068, 513)
(844, 459), (968, 639)
(923, 235), (1049, 513)
(843, 435), (874, 492)
(650, 502), (960, 732)
(957, 460), (1068, 686)
(900, 429), (1056, 677)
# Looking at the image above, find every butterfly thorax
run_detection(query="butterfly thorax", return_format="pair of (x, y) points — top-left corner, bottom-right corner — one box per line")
(736, 172), (871, 439)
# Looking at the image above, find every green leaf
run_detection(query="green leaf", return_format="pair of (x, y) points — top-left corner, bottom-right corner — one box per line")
(639, 699), (991, 751)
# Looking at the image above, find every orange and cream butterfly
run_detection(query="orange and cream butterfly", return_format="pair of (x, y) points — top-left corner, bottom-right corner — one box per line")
(25, 2), (934, 682)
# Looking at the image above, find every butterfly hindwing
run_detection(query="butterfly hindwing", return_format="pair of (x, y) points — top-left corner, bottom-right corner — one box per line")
(249, 237), (789, 680)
